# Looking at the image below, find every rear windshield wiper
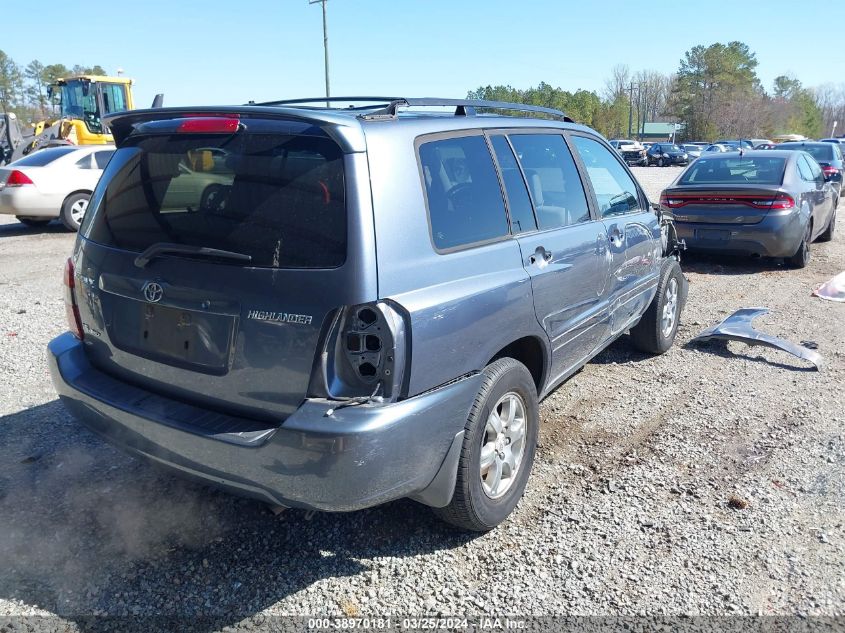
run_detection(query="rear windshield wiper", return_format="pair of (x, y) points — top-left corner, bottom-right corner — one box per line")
(134, 242), (252, 268)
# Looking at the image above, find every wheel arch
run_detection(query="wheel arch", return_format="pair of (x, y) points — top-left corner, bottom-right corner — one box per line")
(487, 335), (547, 395)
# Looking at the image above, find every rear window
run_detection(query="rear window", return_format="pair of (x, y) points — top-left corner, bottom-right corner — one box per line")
(780, 144), (834, 161)
(82, 133), (346, 268)
(11, 147), (77, 167)
(679, 157), (786, 185)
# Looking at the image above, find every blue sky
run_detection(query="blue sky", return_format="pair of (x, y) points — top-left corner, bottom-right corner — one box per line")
(3, 0), (841, 108)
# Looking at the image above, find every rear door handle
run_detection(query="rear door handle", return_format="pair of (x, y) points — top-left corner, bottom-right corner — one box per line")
(528, 247), (553, 266)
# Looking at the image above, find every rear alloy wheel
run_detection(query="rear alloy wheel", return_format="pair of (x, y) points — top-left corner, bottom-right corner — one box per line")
(786, 222), (812, 269)
(630, 259), (684, 354)
(818, 208), (836, 243)
(60, 192), (90, 231)
(433, 358), (539, 532)
(16, 217), (51, 227)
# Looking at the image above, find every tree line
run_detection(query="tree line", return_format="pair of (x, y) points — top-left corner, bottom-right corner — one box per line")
(0, 49), (106, 120)
(469, 41), (844, 141)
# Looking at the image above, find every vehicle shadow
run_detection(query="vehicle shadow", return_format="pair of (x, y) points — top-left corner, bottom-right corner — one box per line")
(680, 251), (785, 276)
(683, 338), (818, 372)
(0, 220), (68, 237)
(0, 400), (474, 631)
(588, 335), (652, 365)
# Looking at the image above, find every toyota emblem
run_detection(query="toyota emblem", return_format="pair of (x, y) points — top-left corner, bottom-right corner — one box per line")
(143, 282), (164, 303)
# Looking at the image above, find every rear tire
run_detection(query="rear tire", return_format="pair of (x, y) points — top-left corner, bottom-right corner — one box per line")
(786, 222), (812, 268)
(630, 259), (684, 355)
(433, 358), (539, 532)
(16, 217), (51, 227)
(818, 208), (836, 243)
(657, 158), (665, 167)
(60, 192), (90, 232)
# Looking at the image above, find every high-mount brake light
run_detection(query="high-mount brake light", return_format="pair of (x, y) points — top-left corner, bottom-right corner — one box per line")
(177, 117), (241, 134)
(5, 170), (34, 187)
(63, 258), (84, 340)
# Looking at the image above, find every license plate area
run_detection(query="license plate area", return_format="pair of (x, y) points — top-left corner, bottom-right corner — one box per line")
(696, 228), (731, 241)
(106, 299), (234, 375)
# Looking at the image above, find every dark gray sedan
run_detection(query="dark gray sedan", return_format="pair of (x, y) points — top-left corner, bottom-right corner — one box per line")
(660, 151), (838, 268)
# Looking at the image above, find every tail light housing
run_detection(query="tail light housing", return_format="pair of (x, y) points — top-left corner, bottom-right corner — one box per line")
(822, 165), (839, 178)
(5, 170), (34, 187)
(660, 192), (794, 210)
(63, 258), (84, 340)
(310, 302), (409, 402)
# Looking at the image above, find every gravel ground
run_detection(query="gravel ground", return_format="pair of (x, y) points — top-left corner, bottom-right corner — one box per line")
(0, 165), (843, 629)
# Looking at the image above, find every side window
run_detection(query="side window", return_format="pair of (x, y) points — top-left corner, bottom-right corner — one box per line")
(797, 156), (814, 182)
(570, 135), (643, 217)
(804, 155), (824, 185)
(508, 134), (590, 229)
(418, 135), (509, 251)
(489, 135), (537, 234)
(75, 154), (94, 169)
(93, 151), (114, 170)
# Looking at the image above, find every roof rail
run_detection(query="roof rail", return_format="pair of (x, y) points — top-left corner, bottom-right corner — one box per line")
(246, 96), (574, 122)
(361, 98), (574, 122)
(248, 96), (401, 108)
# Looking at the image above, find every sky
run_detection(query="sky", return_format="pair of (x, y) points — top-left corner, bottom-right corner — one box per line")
(2, 0), (842, 109)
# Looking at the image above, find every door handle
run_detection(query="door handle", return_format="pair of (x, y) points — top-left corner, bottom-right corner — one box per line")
(529, 247), (553, 266)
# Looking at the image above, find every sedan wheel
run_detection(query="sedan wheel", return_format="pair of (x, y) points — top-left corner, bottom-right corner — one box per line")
(657, 158), (665, 167)
(786, 223), (812, 269)
(60, 192), (91, 231)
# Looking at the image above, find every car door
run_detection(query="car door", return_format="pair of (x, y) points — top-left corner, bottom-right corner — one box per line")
(800, 154), (834, 239)
(568, 134), (661, 337)
(490, 131), (610, 383)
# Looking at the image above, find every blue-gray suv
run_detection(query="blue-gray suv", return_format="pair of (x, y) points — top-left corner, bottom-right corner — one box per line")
(49, 97), (687, 531)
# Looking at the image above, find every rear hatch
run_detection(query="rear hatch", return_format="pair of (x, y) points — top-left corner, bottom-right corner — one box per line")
(662, 154), (789, 224)
(73, 113), (373, 422)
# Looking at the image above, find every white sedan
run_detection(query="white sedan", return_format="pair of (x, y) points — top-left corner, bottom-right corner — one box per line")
(0, 145), (114, 231)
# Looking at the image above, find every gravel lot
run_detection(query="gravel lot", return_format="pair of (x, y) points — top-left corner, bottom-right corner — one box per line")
(0, 165), (843, 629)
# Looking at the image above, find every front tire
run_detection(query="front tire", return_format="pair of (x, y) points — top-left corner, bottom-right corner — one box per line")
(657, 157), (665, 167)
(434, 358), (539, 532)
(630, 259), (684, 355)
(60, 192), (90, 231)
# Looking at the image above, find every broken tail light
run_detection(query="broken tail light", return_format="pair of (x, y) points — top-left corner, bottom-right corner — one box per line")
(63, 258), (84, 340)
(310, 302), (409, 402)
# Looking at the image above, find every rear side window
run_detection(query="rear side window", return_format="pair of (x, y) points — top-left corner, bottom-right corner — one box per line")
(418, 135), (509, 250)
(93, 150), (114, 169)
(679, 156), (786, 185)
(83, 133), (346, 268)
(570, 136), (642, 217)
(11, 147), (77, 167)
(508, 134), (590, 229)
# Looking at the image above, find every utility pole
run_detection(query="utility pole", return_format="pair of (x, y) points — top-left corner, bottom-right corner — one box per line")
(627, 81), (634, 138)
(309, 0), (330, 106)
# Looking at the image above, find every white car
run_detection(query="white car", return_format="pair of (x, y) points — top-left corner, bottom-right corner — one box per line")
(0, 145), (114, 231)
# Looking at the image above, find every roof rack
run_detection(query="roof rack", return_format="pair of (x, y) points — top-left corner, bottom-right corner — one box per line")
(246, 96), (574, 122)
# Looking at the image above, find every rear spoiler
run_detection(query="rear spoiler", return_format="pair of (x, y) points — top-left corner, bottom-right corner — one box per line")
(103, 106), (367, 152)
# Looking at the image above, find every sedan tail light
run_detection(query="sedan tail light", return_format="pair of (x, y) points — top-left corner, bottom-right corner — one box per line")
(821, 165), (839, 177)
(5, 170), (34, 187)
(660, 192), (794, 210)
(63, 258), (84, 340)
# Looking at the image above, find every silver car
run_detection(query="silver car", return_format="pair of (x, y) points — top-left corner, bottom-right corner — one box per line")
(48, 97), (687, 531)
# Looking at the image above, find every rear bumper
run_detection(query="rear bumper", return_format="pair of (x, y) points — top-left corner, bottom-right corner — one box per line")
(48, 333), (480, 511)
(0, 187), (60, 217)
(674, 209), (805, 258)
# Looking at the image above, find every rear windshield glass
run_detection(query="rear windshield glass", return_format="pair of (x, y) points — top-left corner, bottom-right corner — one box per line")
(779, 144), (835, 161)
(678, 157), (787, 185)
(11, 147), (77, 167)
(82, 133), (346, 268)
